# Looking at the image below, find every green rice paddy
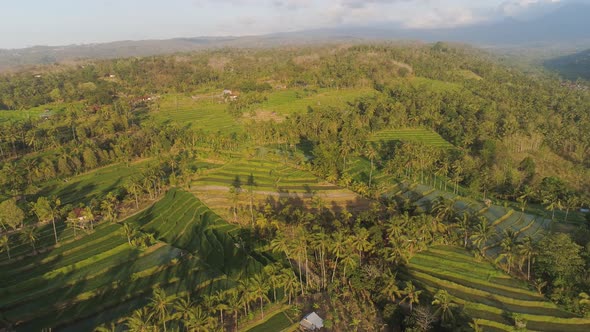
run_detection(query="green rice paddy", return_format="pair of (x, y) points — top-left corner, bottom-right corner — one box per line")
(0, 189), (273, 330)
(406, 246), (590, 332)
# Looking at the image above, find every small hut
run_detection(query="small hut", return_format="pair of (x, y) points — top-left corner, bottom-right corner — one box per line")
(300, 312), (324, 331)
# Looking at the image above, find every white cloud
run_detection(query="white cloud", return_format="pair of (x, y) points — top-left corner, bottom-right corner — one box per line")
(497, 0), (562, 17)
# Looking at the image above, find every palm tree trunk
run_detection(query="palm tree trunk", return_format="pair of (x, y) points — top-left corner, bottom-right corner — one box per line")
(298, 259), (304, 295)
(260, 297), (264, 318)
(527, 256), (531, 280)
(331, 256), (339, 282)
(369, 158), (373, 187)
(250, 194), (254, 226)
(52, 217), (58, 244)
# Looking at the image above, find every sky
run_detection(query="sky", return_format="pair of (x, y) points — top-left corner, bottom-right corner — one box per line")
(0, 0), (573, 49)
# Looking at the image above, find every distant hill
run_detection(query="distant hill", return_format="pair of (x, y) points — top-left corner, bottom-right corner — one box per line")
(0, 37), (238, 71)
(544, 48), (590, 80)
(1, 2), (590, 71)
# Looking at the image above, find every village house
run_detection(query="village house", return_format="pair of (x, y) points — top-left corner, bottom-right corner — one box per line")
(300, 312), (324, 331)
(222, 89), (238, 101)
(67, 208), (89, 227)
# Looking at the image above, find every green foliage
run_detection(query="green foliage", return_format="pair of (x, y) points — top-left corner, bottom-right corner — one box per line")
(535, 233), (584, 286)
(0, 198), (25, 230)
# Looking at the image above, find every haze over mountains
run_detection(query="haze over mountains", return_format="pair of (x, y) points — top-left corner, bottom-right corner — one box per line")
(1, 2), (590, 72)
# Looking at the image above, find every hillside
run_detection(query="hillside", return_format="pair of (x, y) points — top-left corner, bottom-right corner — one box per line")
(545, 48), (590, 81)
(1, 3), (590, 71)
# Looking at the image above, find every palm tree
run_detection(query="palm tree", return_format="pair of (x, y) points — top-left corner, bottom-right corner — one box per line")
(497, 230), (518, 274)
(31, 196), (61, 244)
(365, 144), (378, 187)
(250, 274), (270, 319)
(213, 291), (229, 330)
(149, 287), (174, 332)
(469, 217), (496, 255)
(0, 235), (10, 260)
(350, 227), (373, 266)
(326, 230), (345, 280)
(126, 307), (153, 332)
(432, 196), (456, 222)
(123, 222), (138, 245)
(455, 212), (472, 248)
(380, 269), (401, 303)
(432, 289), (457, 326)
(21, 158), (37, 185)
(226, 290), (242, 331)
(401, 281), (422, 312)
(173, 295), (194, 322)
(20, 226), (38, 254)
(101, 192), (119, 222)
(309, 227), (329, 289)
(246, 173), (257, 226)
(518, 236), (536, 280)
(263, 263), (282, 302)
(186, 306), (213, 332)
(281, 268), (299, 305)
(532, 278), (548, 295)
(340, 248), (358, 281)
(83, 206), (95, 230)
(125, 177), (144, 210)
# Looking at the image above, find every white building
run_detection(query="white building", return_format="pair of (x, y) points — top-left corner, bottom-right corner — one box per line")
(300, 312), (324, 331)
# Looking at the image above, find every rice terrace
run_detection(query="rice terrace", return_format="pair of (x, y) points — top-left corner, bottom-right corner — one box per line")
(1, 9), (590, 332)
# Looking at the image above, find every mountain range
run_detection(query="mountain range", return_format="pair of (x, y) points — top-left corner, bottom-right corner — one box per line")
(1, 2), (590, 72)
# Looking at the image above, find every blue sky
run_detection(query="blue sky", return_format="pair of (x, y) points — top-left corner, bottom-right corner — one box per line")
(0, 0), (569, 49)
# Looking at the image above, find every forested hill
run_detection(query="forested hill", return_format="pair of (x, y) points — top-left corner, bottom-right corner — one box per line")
(1, 43), (589, 201)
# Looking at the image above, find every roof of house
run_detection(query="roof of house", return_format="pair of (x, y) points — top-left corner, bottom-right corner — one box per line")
(300, 312), (324, 330)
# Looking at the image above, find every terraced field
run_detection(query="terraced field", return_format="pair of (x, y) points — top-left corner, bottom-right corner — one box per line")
(191, 157), (371, 220)
(256, 88), (376, 116)
(388, 182), (552, 255)
(0, 219), (78, 263)
(368, 128), (454, 148)
(38, 160), (151, 205)
(0, 103), (60, 123)
(0, 189), (273, 331)
(246, 309), (294, 332)
(405, 246), (590, 331)
(152, 93), (242, 133)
